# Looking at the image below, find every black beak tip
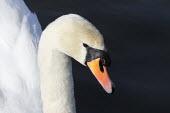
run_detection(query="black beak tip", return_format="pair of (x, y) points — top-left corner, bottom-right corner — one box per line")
(110, 82), (115, 95)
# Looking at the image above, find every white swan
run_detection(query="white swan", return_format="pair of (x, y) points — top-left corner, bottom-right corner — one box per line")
(0, 0), (114, 113)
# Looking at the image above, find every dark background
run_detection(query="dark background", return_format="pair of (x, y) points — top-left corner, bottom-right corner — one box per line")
(24, 0), (170, 113)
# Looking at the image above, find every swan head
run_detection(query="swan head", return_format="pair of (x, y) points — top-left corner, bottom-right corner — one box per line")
(41, 14), (114, 93)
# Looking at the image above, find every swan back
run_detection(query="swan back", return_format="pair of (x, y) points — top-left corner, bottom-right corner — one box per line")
(0, 0), (42, 113)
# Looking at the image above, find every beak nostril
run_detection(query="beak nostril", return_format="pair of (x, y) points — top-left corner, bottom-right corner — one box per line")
(99, 59), (104, 73)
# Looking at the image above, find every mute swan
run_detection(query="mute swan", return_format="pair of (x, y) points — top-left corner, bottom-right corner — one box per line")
(0, 0), (114, 113)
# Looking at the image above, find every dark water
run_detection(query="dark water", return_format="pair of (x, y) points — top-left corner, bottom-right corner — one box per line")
(24, 0), (170, 113)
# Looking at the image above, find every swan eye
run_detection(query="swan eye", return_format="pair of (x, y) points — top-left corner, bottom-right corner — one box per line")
(83, 43), (89, 48)
(101, 59), (106, 65)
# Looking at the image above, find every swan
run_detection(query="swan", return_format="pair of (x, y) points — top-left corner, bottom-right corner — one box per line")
(0, 0), (114, 113)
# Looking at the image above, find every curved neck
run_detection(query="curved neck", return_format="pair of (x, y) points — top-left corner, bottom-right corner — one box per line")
(38, 46), (76, 113)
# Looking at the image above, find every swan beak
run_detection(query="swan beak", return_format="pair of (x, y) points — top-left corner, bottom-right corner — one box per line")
(87, 58), (113, 94)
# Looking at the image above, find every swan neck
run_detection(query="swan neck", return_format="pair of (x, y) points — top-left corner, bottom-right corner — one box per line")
(38, 48), (76, 113)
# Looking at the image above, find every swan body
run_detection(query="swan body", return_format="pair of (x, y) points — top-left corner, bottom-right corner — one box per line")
(0, 0), (113, 113)
(0, 0), (42, 113)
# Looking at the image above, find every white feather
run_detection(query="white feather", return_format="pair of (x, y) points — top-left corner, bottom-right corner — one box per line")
(0, 0), (107, 113)
(0, 0), (42, 113)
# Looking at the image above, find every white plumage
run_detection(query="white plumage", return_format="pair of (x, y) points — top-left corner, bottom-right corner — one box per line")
(0, 0), (42, 113)
(0, 0), (111, 113)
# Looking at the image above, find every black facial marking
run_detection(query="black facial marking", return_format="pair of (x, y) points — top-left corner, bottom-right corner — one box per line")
(83, 43), (89, 48)
(85, 45), (111, 67)
(99, 59), (104, 72)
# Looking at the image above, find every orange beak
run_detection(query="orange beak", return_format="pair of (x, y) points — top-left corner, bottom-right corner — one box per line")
(87, 58), (113, 93)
